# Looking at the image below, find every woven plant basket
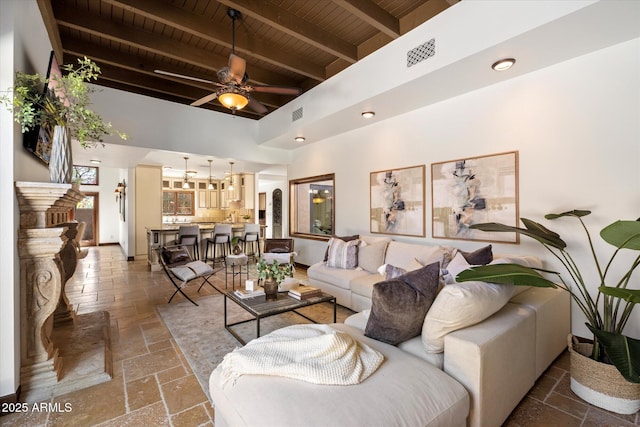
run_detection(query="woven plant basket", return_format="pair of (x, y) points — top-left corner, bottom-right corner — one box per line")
(568, 335), (640, 414)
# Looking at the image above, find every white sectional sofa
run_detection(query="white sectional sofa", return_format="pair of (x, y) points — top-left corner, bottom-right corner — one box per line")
(209, 236), (571, 427)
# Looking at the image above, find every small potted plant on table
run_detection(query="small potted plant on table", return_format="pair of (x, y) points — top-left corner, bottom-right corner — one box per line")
(256, 259), (293, 301)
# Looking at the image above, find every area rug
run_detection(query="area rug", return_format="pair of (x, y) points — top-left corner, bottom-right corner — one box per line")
(156, 292), (354, 401)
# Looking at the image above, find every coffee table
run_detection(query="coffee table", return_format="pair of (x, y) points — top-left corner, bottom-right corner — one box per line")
(222, 289), (336, 345)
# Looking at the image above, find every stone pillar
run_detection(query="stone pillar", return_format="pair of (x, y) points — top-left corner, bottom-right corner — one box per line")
(15, 182), (85, 396)
(54, 222), (79, 325)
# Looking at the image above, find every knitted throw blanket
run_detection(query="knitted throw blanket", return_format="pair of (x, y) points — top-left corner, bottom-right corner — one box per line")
(218, 324), (384, 386)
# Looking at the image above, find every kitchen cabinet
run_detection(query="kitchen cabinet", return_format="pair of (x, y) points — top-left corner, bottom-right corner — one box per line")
(196, 180), (219, 208)
(241, 173), (255, 209)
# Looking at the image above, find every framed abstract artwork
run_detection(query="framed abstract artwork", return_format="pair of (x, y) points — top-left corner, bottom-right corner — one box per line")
(431, 151), (519, 242)
(370, 165), (425, 237)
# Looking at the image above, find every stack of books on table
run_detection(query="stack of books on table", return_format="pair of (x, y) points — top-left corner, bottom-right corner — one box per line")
(288, 285), (322, 300)
(234, 288), (265, 299)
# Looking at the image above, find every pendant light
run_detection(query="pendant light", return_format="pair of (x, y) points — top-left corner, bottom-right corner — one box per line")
(207, 159), (214, 190)
(182, 157), (190, 189)
(228, 161), (235, 192)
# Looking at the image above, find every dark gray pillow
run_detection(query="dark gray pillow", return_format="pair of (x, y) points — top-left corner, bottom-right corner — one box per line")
(364, 262), (440, 345)
(163, 246), (191, 265)
(459, 245), (493, 265)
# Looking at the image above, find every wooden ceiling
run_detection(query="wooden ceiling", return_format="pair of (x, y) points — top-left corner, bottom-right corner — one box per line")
(37, 0), (456, 119)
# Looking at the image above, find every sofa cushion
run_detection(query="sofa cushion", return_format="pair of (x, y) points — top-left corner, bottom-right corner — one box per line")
(326, 237), (360, 269)
(357, 240), (389, 273)
(365, 262), (440, 345)
(421, 254), (516, 354)
(457, 245), (493, 265)
(307, 262), (371, 290)
(385, 242), (454, 271)
(350, 274), (384, 299)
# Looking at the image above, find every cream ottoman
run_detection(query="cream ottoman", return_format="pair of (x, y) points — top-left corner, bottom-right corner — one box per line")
(209, 323), (469, 427)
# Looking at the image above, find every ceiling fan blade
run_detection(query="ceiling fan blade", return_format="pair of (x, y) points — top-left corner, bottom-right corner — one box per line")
(154, 69), (215, 85)
(228, 54), (246, 82)
(249, 84), (301, 96)
(247, 98), (268, 115)
(191, 92), (218, 107)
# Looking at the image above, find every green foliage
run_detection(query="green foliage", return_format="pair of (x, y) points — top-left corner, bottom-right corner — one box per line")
(256, 259), (292, 284)
(1, 56), (126, 148)
(457, 211), (640, 383)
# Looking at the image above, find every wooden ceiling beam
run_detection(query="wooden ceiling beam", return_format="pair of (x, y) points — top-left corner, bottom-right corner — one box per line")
(102, 0), (326, 82)
(331, 0), (400, 39)
(53, 5), (293, 87)
(217, 0), (357, 64)
(36, 0), (64, 65)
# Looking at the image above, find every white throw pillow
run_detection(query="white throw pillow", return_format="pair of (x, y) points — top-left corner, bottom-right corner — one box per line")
(421, 255), (515, 354)
(357, 240), (389, 273)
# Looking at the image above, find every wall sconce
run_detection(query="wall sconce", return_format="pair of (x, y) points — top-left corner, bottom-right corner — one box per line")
(115, 180), (127, 220)
(114, 180), (126, 200)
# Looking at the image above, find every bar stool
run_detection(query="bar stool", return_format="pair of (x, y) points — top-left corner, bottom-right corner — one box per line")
(176, 225), (200, 260)
(238, 223), (261, 262)
(204, 224), (232, 267)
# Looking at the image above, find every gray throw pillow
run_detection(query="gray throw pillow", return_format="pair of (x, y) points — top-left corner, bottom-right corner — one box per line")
(323, 234), (359, 261)
(459, 245), (493, 265)
(364, 262), (440, 345)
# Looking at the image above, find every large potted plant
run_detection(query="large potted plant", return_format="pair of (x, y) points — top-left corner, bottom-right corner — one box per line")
(2, 56), (125, 183)
(456, 210), (640, 414)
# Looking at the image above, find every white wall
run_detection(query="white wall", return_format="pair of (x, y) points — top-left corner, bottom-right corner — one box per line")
(290, 39), (640, 340)
(257, 176), (288, 240)
(77, 166), (123, 245)
(0, 0), (54, 399)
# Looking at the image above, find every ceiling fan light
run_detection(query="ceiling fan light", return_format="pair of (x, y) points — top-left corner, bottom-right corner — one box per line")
(182, 181), (190, 189)
(217, 87), (249, 110)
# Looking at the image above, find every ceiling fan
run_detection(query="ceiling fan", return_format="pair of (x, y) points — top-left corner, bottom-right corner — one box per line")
(154, 8), (301, 115)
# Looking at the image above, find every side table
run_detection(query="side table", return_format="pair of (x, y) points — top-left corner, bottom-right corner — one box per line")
(226, 254), (249, 289)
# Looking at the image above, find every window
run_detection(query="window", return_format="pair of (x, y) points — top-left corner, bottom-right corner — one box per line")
(162, 191), (194, 215)
(72, 165), (99, 185)
(289, 174), (335, 240)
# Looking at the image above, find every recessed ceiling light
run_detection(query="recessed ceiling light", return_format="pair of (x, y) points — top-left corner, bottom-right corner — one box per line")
(492, 58), (516, 71)
(90, 159), (101, 164)
(361, 111), (375, 119)
(294, 136), (306, 142)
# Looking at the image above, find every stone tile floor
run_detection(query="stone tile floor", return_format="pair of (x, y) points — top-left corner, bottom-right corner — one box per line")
(1, 245), (638, 426)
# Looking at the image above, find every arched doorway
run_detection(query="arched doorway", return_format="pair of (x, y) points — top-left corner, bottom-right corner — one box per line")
(272, 189), (282, 238)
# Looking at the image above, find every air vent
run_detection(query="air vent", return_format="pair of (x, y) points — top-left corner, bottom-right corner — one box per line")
(407, 38), (435, 67)
(292, 107), (303, 122)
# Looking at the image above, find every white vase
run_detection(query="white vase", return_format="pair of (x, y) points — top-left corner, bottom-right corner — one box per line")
(49, 125), (73, 184)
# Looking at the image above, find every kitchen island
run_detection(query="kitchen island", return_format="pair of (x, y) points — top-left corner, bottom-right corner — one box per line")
(146, 223), (265, 271)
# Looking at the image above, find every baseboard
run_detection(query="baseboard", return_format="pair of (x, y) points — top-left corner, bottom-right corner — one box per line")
(294, 262), (309, 270)
(98, 242), (119, 246)
(0, 386), (21, 416)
